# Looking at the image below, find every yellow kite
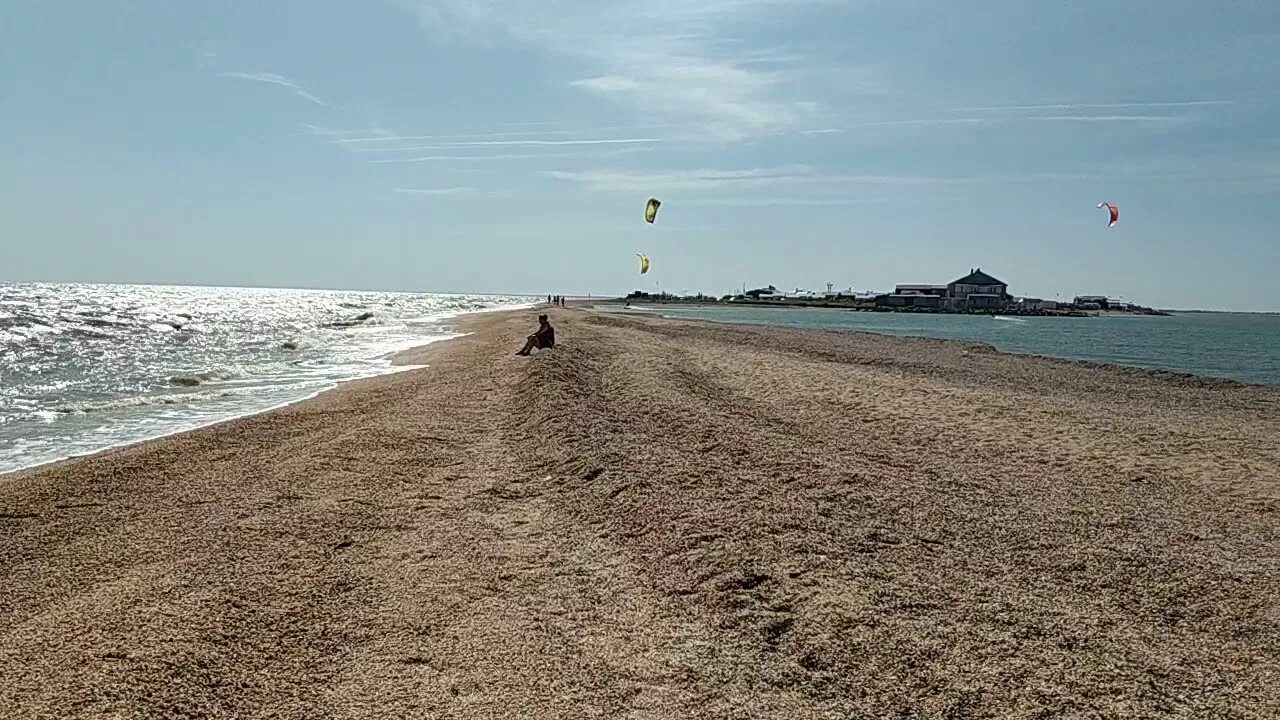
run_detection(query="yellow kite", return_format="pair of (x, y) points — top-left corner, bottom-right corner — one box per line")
(637, 253), (650, 274)
(644, 197), (661, 224)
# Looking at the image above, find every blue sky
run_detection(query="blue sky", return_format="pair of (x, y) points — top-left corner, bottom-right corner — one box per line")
(2, 0), (1278, 310)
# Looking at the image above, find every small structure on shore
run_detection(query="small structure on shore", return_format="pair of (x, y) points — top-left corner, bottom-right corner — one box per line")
(1074, 295), (1109, 309)
(744, 285), (787, 301)
(614, 269), (1167, 316)
(948, 268), (1009, 310)
(1074, 295), (1135, 311)
(1015, 297), (1058, 312)
(880, 268), (1010, 312)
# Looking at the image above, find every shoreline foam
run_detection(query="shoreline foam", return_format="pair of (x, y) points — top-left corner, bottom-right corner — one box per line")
(0, 302), (535, 478)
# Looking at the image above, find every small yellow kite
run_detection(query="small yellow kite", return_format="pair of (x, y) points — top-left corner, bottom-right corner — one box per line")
(644, 197), (661, 224)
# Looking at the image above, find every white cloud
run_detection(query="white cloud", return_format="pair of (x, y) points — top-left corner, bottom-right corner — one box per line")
(220, 72), (327, 106)
(394, 0), (835, 140)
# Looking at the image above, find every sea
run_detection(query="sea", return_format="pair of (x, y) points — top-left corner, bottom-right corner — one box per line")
(606, 304), (1280, 386)
(0, 283), (533, 475)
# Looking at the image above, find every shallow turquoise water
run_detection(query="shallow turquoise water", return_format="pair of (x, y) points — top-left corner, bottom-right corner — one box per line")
(609, 305), (1280, 386)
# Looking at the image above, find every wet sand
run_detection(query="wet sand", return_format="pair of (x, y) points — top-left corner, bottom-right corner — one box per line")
(2, 307), (1278, 718)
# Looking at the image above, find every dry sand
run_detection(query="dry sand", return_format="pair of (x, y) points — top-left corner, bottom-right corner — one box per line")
(2, 307), (1278, 719)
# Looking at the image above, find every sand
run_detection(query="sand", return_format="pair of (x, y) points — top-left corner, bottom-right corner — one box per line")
(2, 307), (1278, 719)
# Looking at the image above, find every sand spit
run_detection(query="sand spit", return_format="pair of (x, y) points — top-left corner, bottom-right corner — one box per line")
(2, 308), (1278, 718)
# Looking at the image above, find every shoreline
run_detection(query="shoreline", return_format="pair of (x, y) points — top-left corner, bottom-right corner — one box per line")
(3, 308), (1277, 717)
(4, 300), (1270, 482)
(0, 303), (535, 480)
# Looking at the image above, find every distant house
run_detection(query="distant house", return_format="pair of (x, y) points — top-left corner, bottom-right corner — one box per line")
(949, 268), (1008, 299)
(948, 268), (1009, 311)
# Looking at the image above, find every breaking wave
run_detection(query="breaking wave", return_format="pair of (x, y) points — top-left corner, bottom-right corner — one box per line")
(0, 283), (535, 474)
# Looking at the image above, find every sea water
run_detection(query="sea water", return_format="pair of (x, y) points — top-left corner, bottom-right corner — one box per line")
(0, 283), (533, 475)
(609, 304), (1280, 386)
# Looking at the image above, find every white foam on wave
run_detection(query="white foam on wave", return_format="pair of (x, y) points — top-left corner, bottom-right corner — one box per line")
(0, 288), (537, 476)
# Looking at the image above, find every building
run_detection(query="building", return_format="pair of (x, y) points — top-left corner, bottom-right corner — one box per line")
(879, 268), (1013, 311)
(1073, 295), (1108, 308)
(894, 283), (949, 297)
(877, 293), (943, 309)
(947, 268), (1009, 311)
(949, 268), (1008, 299)
(745, 285), (779, 300)
(1015, 297), (1058, 312)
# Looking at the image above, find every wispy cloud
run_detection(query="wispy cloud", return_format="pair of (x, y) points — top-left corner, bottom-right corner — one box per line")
(845, 118), (990, 129)
(1021, 115), (1185, 123)
(542, 165), (976, 191)
(540, 162), (1226, 192)
(316, 123), (684, 148)
(351, 137), (662, 153)
(807, 112), (1192, 136)
(221, 72), (326, 106)
(393, 187), (475, 195)
(683, 196), (890, 207)
(394, 0), (835, 140)
(368, 146), (654, 164)
(949, 100), (1237, 112)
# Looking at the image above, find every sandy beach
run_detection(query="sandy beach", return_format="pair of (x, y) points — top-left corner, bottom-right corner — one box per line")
(2, 307), (1278, 718)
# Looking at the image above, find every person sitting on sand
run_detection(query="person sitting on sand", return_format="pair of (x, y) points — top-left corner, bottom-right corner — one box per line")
(516, 314), (555, 356)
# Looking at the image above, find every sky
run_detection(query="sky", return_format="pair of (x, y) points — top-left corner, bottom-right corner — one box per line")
(1, 0), (1278, 310)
